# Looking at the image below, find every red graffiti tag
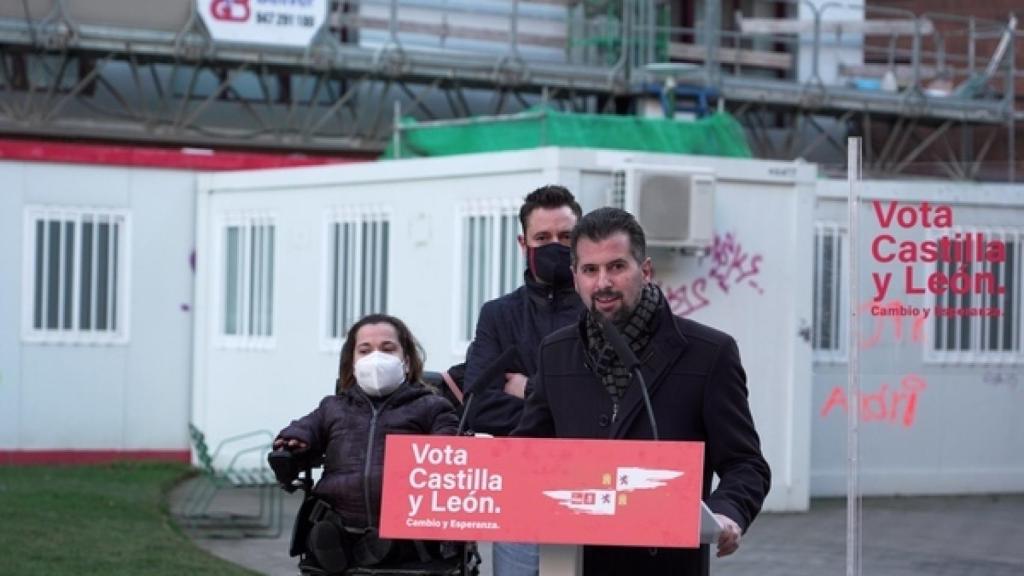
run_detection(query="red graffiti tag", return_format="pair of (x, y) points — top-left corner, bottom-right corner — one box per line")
(858, 299), (928, 350)
(820, 374), (927, 428)
(663, 278), (710, 317)
(659, 232), (765, 317)
(706, 232), (765, 294)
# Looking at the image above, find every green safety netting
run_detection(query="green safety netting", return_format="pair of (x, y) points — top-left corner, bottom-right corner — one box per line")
(381, 109), (752, 159)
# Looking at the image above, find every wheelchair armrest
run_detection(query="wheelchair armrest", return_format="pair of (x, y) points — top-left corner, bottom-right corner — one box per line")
(267, 449), (323, 493)
(268, 449), (301, 488)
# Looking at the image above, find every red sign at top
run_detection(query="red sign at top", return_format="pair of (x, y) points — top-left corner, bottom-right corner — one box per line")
(211, 0), (249, 22)
(380, 435), (704, 548)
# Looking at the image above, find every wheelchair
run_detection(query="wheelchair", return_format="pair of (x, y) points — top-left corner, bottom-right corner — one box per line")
(268, 449), (480, 576)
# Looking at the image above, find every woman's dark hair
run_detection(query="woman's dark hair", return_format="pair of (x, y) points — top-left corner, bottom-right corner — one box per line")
(337, 314), (426, 393)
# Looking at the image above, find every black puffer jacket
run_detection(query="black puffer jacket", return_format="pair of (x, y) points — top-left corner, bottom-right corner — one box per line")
(278, 382), (458, 529)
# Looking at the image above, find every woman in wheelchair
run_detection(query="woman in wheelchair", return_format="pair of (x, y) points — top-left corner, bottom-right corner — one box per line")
(273, 314), (462, 575)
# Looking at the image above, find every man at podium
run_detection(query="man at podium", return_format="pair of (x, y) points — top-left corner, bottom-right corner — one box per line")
(514, 207), (771, 576)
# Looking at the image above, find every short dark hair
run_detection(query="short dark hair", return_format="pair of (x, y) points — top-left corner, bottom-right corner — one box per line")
(337, 314), (425, 393)
(570, 207), (646, 267)
(519, 185), (583, 235)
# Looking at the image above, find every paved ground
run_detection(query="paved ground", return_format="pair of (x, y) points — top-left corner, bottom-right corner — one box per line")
(169, 479), (1024, 576)
(169, 478), (304, 576)
(711, 495), (1024, 576)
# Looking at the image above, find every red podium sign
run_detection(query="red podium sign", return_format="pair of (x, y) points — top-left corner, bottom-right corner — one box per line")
(380, 435), (704, 547)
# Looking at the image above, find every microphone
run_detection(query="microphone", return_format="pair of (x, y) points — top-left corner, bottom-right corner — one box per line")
(458, 346), (523, 435)
(596, 313), (660, 441)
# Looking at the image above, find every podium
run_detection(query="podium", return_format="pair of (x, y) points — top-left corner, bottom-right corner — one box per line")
(539, 545), (582, 576)
(380, 435), (712, 575)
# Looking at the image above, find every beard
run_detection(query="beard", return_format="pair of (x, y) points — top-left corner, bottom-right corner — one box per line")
(589, 290), (634, 327)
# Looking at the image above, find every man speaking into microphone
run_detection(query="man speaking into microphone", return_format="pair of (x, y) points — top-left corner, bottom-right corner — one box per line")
(514, 207), (770, 576)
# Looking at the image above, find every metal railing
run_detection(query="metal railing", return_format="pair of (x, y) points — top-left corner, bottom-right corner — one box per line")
(2, 1), (1014, 103)
(631, 1), (1017, 110)
(0, 0), (1016, 158)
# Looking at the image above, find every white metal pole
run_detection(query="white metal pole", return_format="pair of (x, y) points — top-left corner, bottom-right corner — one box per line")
(846, 137), (862, 576)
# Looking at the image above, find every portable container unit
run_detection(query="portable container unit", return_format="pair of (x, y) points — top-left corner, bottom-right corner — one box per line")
(194, 147), (816, 511)
(1, 158), (196, 462)
(811, 179), (1024, 496)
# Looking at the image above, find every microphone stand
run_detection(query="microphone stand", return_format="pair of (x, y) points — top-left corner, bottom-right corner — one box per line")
(457, 393), (474, 436)
(632, 363), (659, 442)
(597, 314), (660, 441)
(596, 313), (666, 560)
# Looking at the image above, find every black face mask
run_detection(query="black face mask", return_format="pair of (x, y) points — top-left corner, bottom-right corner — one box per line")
(528, 243), (574, 288)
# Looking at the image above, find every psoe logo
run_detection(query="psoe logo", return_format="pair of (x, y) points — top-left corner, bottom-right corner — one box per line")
(543, 467), (683, 516)
(211, 0), (251, 22)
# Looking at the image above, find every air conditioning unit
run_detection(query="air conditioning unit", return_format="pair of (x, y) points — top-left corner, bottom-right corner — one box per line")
(611, 166), (715, 251)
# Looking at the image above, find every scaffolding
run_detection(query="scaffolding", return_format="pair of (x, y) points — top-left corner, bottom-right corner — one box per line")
(0, 0), (644, 152)
(646, 1), (1019, 180)
(0, 0), (1018, 180)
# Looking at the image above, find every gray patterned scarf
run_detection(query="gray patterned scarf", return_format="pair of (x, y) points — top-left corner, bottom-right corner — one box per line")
(584, 282), (663, 400)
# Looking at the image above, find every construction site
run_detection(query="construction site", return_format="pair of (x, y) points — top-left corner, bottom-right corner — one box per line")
(1, 2), (1022, 575)
(0, 1), (1019, 175)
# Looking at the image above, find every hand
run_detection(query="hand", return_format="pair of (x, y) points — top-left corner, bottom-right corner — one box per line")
(714, 513), (742, 558)
(503, 373), (528, 399)
(273, 437), (308, 451)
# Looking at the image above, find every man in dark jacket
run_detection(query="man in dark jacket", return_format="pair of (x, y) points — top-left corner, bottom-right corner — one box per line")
(514, 207), (771, 576)
(464, 185), (584, 434)
(464, 185), (584, 575)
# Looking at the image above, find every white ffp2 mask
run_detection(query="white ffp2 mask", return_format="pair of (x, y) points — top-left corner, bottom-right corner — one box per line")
(354, 351), (406, 397)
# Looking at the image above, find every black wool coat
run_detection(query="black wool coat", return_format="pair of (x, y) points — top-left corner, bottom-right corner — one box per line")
(278, 383), (458, 530)
(514, 301), (771, 576)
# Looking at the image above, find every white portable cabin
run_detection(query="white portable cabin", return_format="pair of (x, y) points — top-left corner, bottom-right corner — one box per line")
(0, 144), (345, 463)
(193, 147), (816, 512)
(810, 179), (1024, 496)
(0, 157), (196, 461)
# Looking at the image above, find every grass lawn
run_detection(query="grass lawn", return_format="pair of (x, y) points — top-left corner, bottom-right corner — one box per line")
(0, 461), (259, 576)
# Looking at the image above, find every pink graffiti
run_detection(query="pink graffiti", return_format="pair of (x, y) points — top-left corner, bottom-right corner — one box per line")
(858, 299), (927, 350)
(660, 232), (765, 317)
(662, 278), (711, 317)
(820, 374), (927, 428)
(705, 232), (764, 295)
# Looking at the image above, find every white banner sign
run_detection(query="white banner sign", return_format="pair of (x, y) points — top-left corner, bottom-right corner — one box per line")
(198, 0), (327, 48)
